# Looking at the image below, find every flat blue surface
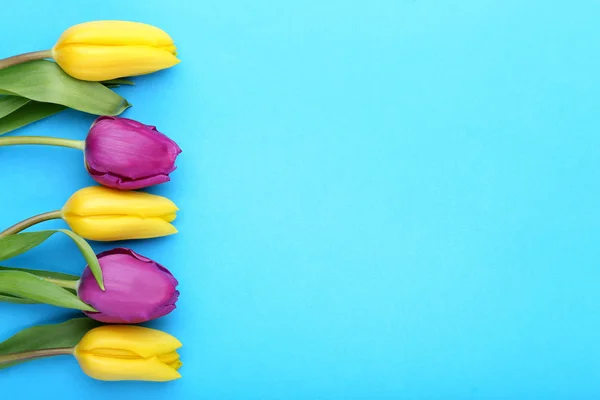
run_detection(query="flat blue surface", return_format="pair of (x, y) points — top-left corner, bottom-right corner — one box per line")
(1, 0), (600, 398)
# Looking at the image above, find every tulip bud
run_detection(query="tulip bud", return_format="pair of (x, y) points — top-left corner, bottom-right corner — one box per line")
(75, 325), (182, 381)
(85, 116), (182, 190)
(62, 186), (178, 241)
(52, 21), (180, 81)
(78, 248), (179, 323)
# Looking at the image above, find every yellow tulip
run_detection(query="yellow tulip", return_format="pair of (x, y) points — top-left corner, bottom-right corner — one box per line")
(75, 325), (183, 381)
(52, 20), (180, 81)
(62, 186), (178, 241)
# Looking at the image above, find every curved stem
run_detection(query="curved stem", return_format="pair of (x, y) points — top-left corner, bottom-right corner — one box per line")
(0, 210), (62, 238)
(0, 347), (73, 365)
(0, 136), (84, 150)
(0, 50), (53, 70)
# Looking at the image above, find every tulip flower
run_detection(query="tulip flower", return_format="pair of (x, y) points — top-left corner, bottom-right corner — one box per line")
(0, 324), (183, 382)
(86, 116), (182, 189)
(0, 186), (178, 241)
(79, 248), (179, 323)
(0, 246), (179, 322)
(0, 116), (181, 190)
(62, 186), (178, 241)
(75, 325), (183, 381)
(0, 21), (179, 81)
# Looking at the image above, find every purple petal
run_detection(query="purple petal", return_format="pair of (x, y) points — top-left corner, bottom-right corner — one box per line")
(84, 116), (182, 190)
(78, 248), (179, 324)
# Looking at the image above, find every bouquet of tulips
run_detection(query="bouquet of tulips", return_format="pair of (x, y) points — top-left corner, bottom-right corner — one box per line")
(0, 21), (185, 382)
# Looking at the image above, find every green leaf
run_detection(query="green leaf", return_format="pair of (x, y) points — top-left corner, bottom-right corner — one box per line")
(0, 267), (78, 301)
(0, 231), (54, 260)
(0, 270), (95, 311)
(101, 78), (135, 87)
(0, 266), (79, 281)
(0, 230), (103, 290)
(0, 60), (130, 116)
(0, 318), (100, 369)
(0, 96), (30, 119)
(0, 264), (78, 304)
(0, 101), (66, 135)
(55, 229), (103, 290)
(0, 293), (38, 304)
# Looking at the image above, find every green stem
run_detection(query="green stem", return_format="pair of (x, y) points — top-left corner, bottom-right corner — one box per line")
(0, 347), (73, 365)
(0, 50), (53, 70)
(0, 210), (62, 238)
(0, 136), (84, 150)
(43, 277), (79, 290)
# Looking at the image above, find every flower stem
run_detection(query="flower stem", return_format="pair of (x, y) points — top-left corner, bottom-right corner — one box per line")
(0, 136), (84, 150)
(0, 50), (53, 70)
(43, 278), (79, 290)
(0, 347), (73, 365)
(0, 210), (62, 238)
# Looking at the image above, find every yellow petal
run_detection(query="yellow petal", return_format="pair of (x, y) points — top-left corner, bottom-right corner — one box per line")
(158, 351), (180, 364)
(63, 186), (178, 218)
(76, 354), (181, 381)
(79, 348), (139, 358)
(56, 21), (176, 49)
(64, 215), (178, 241)
(77, 326), (182, 358)
(162, 212), (178, 223)
(53, 45), (180, 81)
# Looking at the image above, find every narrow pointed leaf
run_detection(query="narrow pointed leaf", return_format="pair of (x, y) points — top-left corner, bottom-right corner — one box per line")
(0, 267), (78, 301)
(0, 318), (101, 370)
(0, 266), (79, 281)
(55, 229), (102, 290)
(0, 231), (54, 260)
(0, 101), (66, 135)
(0, 96), (30, 119)
(0, 270), (94, 311)
(0, 293), (38, 304)
(0, 60), (130, 115)
(0, 267), (78, 300)
(0, 230), (102, 289)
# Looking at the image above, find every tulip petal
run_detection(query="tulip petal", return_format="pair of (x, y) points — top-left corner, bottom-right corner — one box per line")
(54, 45), (180, 81)
(162, 212), (178, 223)
(56, 21), (176, 49)
(158, 351), (180, 364)
(76, 354), (182, 381)
(169, 360), (183, 370)
(87, 171), (172, 190)
(78, 248), (179, 323)
(77, 326), (182, 358)
(84, 114), (182, 190)
(63, 186), (178, 218)
(65, 215), (177, 241)
(85, 116), (182, 182)
(80, 348), (138, 358)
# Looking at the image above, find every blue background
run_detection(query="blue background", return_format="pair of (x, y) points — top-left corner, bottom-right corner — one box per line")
(1, 0), (600, 398)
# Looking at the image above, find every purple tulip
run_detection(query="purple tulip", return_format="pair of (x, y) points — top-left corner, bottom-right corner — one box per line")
(85, 116), (182, 190)
(78, 248), (179, 323)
